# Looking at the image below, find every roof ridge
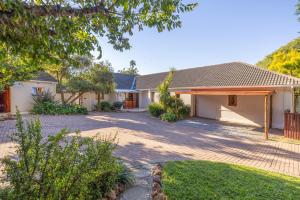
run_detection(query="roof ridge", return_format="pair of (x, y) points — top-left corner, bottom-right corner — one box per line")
(138, 61), (240, 77)
(236, 61), (300, 82)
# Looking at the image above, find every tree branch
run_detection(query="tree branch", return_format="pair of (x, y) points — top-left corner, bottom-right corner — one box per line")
(0, 3), (120, 18)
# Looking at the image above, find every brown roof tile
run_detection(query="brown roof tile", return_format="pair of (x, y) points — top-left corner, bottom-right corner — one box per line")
(136, 62), (300, 90)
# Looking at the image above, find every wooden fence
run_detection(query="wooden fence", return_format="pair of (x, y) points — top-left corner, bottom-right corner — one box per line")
(284, 112), (300, 140)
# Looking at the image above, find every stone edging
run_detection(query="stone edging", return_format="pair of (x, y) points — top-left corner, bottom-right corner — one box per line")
(151, 164), (167, 200)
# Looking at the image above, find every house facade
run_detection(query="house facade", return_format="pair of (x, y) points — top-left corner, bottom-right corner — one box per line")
(0, 72), (57, 114)
(136, 62), (300, 130)
(78, 73), (138, 111)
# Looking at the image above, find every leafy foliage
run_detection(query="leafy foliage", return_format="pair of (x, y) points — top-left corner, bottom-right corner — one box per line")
(157, 69), (175, 110)
(0, 0), (197, 90)
(32, 90), (57, 104)
(118, 60), (139, 75)
(148, 103), (165, 117)
(1, 112), (127, 200)
(113, 101), (124, 110)
(153, 68), (190, 121)
(160, 112), (177, 122)
(95, 101), (112, 112)
(46, 55), (93, 104)
(167, 96), (191, 119)
(88, 61), (115, 104)
(32, 92), (87, 115)
(257, 37), (300, 77)
(32, 102), (88, 115)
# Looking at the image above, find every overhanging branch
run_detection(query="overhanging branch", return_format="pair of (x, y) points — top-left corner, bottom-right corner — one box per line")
(0, 3), (120, 18)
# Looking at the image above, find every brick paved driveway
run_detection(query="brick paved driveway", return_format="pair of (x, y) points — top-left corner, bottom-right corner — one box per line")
(0, 112), (299, 177)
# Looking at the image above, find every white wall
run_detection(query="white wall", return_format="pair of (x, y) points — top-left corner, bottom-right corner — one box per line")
(196, 95), (267, 127)
(195, 88), (292, 129)
(81, 92), (115, 111)
(272, 87), (292, 129)
(139, 90), (150, 108)
(10, 81), (57, 114)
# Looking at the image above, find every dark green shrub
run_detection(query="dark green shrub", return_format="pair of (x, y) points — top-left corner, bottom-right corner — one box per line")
(160, 112), (177, 122)
(1, 112), (127, 200)
(148, 103), (165, 117)
(116, 163), (134, 187)
(178, 105), (191, 119)
(113, 101), (123, 110)
(32, 102), (88, 115)
(32, 90), (56, 104)
(167, 96), (190, 120)
(95, 101), (112, 112)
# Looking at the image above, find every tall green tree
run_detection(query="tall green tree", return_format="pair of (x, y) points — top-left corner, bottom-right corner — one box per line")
(268, 50), (300, 77)
(157, 68), (175, 110)
(0, 0), (197, 91)
(257, 38), (300, 78)
(45, 55), (93, 104)
(118, 60), (139, 75)
(88, 61), (115, 104)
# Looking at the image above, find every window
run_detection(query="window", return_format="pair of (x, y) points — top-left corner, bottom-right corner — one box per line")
(32, 87), (44, 96)
(228, 95), (237, 106)
(151, 92), (155, 102)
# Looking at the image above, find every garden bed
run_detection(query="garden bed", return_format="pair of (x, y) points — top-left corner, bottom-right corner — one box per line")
(161, 160), (300, 199)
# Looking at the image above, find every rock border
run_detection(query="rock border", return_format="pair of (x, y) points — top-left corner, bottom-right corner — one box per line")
(151, 164), (167, 200)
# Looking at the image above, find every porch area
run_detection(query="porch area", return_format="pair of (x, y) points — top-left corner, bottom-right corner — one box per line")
(176, 88), (275, 139)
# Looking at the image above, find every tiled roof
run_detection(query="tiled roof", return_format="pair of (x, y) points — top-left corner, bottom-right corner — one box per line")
(136, 62), (300, 90)
(114, 73), (136, 90)
(31, 71), (57, 82)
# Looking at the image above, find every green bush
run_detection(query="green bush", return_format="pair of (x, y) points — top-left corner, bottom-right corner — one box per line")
(95, 101), (112, 112)
(1, 112), (131, 200)
(113, 101), (123, 110)
(32, 101), (88, 115)
(160, 112), (177, 122)
(32, 90), (56, 104)
(148, 103), (165, 117)
(167, 96), (191, 120)
(178, 105), (191, 119)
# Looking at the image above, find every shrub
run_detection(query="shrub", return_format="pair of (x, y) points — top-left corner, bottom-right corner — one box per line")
(178, 105), (191, 119)
(32, 90), (56, 104)
(1, 112), (128, 200)
(167, 96), (191, 120)
(95, 101), (112, 112)
(32, 102), (88, 115)
(113, 101), (123, 110)
(160, 112), (177, 122)
(148, 103), (165, 117)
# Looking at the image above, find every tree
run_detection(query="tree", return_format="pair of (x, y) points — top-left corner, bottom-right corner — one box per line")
(257, 38), (300, 78)
(45, 55), (93, 104)
(88, 61), (115, 104)
(157, 68), (175, 110)
(268, 50), (300, 77)
(118, 60), (139, 75)
(0, 1), (197, 91)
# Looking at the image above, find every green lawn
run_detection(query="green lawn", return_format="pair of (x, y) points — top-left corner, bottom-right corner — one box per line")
(162, 160), (300, 200)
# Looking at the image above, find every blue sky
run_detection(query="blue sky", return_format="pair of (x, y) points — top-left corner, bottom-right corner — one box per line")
(94, 0), (300, 75)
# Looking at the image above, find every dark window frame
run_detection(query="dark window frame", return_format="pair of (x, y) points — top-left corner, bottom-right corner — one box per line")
(228, 95), (237, 107)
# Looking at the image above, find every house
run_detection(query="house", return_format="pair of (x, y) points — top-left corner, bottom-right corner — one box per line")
(136, 62), (300, 130)
(0, 71), (57, 114)
(79, 73), (138, 111)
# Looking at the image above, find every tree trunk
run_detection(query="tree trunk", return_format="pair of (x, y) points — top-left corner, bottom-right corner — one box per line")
(69, 92), (84, 104)
(60, 92), (65, 105)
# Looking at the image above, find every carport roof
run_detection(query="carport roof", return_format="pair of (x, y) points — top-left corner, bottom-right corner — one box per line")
(136, 62), (300, 90)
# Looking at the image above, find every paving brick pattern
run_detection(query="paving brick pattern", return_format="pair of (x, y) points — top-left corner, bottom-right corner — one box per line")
(0, 112), (299, 178)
